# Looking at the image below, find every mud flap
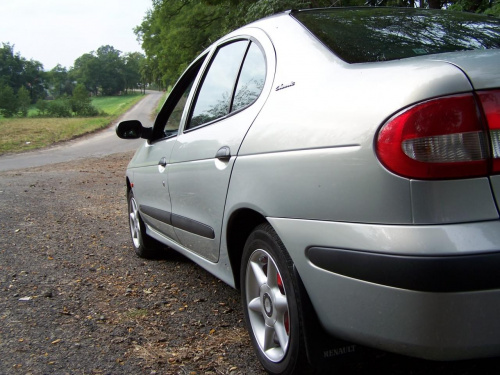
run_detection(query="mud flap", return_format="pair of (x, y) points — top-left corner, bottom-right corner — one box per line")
(294, 266), (386, 372)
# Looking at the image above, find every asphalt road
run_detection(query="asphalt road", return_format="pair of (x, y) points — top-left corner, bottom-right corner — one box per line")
(0, 90), (164, 172)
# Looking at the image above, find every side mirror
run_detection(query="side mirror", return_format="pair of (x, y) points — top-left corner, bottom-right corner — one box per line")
(115, 120), (152, 140)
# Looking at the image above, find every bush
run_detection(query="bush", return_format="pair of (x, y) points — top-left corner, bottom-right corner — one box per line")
(36, 99), (49, 116)
(74, 102), (99, 117)
(484, 3), (500, 16)
(47, 97), (72, 118)
(71, 84), (99, 117)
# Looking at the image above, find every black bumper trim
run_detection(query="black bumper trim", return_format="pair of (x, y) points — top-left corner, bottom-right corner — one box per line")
(140, 205), (172, 225)
(140, 204), (215, 240)
(307, 247), (500, 293)
(171, 214), (215, 240)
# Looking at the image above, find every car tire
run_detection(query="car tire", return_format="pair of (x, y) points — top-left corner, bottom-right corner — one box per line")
(241, 223), (311, 375)
(127, 190), (162, 258)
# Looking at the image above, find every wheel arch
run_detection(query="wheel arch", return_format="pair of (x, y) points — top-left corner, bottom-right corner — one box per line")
(126, 177), (132, 195)
(226, 208), (267, 290)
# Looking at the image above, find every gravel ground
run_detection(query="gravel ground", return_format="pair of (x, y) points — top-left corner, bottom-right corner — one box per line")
(1, 151), (500, 375)
(0, 152), (264, 375)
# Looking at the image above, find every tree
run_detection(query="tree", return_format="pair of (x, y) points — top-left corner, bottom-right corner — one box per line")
(72, 53), (100, 96)
(0, 84), (18, 117)
(96, 45), (126, 95)
(22, 59), (45, 102)
(1, 41), (144, 104)
(135, 0), (500, 88)
(134, 0), (360, 86)
(17, 86), (31, 117)
(0, 43), (24, 92)
(47, 64), (73, 97)
(139, 59), (152, 93)
(0, 43), (45, 103)
(123, 52), (145, 94)
(135, 0), (232, 86)
(71, 46), (128, 96)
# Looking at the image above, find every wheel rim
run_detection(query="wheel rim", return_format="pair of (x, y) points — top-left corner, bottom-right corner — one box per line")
(129, 196), (141, 249)
(245, 249), (290, 363)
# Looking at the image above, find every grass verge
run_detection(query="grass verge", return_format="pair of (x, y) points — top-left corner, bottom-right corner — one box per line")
(155, 91), (168, 115)
(0, 117), (111, 154)
(0, 93), (144, 155)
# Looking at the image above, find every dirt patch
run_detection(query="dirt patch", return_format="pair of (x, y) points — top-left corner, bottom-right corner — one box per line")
(1, 152), (499, 374)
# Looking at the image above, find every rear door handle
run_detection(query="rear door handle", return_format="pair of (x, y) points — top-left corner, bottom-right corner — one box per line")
(215, 146), (231, 161)
(158, 157), (167, 167)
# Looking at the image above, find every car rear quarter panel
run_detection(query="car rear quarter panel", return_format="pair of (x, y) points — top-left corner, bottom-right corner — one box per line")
(229, 15), (498, 225)
(267, 216), (500, 360)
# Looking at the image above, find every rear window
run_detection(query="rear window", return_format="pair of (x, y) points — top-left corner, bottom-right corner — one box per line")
(293, 8), (500, 63)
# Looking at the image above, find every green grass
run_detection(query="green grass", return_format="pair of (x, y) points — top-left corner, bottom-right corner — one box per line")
(92, 92), (143, 115)
(0, 93), (145, 155)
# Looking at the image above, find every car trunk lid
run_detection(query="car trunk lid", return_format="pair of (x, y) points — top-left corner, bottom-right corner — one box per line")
(433, 50), (500, 90)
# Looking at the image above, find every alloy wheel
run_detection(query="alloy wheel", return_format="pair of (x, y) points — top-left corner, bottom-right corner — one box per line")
(129, 196), (141, 249)
(245, 249), (290, 362)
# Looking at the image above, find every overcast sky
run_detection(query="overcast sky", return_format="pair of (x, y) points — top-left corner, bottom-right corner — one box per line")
(0, 0), (152, 71)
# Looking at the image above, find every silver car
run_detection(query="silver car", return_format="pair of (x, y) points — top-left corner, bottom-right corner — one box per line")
(117, 7), (500, 374)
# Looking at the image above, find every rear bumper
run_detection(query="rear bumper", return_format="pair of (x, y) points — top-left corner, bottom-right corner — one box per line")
(307, 247), (500, 293)
(269, 218), (500, 360)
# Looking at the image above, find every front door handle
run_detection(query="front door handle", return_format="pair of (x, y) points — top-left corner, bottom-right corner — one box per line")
(216, 146), (231, 161)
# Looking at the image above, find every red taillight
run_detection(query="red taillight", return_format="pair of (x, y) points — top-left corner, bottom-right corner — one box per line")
(478, 90), (500, 173)
(376, 93), (489, 179)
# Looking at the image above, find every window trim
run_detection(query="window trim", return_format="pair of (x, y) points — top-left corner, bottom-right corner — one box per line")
(150, 53), (207, 143)
(183, 37), (267, 134)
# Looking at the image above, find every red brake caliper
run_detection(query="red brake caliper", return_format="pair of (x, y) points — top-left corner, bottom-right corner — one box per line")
(277, 273), (290, 335)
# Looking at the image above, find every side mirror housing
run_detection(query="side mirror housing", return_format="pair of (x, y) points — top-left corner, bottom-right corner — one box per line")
(115, 120), (152, 140)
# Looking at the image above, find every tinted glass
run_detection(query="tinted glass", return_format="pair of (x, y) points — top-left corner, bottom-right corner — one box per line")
(232, 43), (266, 112)
(189, 41), (248, 129)
(294, 8), (500, 63)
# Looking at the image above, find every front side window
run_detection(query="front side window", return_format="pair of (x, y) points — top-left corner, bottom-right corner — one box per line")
(153, 55), (205, 141)
(163, 81), (193, 137)
(189, 41), (249, 129)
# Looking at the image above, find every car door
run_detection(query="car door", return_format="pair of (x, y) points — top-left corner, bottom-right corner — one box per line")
(131, 57), (206, 241)
(167, 32), (274, 262)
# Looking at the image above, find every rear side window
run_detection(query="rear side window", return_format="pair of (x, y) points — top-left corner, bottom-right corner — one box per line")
(188, 40), (266, 130)
(233, 43), (266, 112)
(293, 8), (500, 63)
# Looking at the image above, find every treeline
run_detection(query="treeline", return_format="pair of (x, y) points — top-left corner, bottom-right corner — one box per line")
(3, 0), (499, 118)
(135, 0), (500, 87)
(0, 43), (147, 118)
